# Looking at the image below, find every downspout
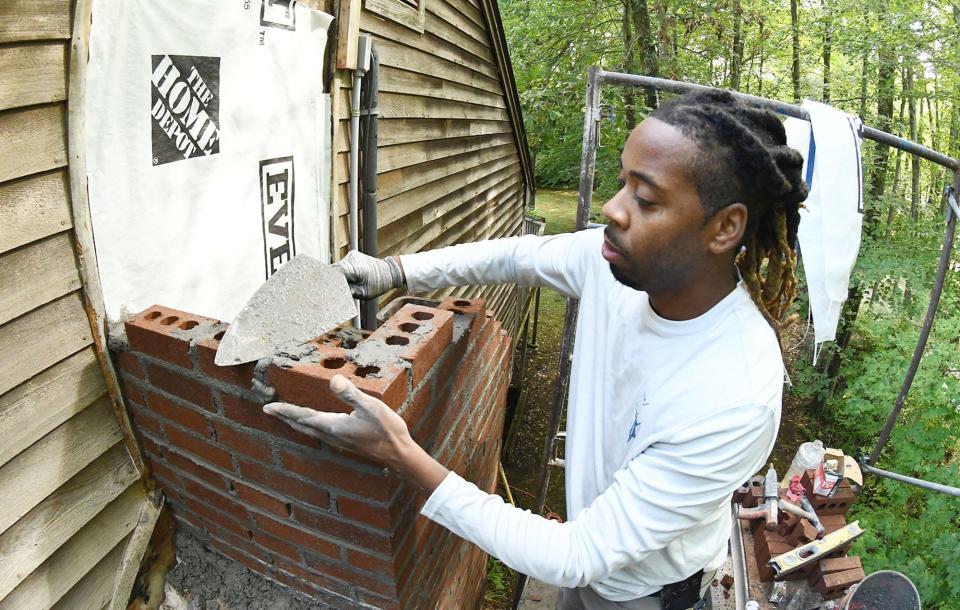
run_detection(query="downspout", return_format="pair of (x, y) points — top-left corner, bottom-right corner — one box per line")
(348, 34), (373, 326)
(360, 46), (380, 330)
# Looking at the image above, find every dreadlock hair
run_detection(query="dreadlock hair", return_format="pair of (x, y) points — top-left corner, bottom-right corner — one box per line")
(651, 89), (808, 343)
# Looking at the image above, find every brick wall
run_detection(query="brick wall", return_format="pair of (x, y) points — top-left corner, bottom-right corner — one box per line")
(112, 297), (513, 609)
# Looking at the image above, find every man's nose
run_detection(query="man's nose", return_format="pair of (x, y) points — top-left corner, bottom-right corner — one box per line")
(602, 193), (628, 228)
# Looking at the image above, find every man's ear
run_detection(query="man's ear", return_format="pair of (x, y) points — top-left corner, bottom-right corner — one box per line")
(707, 203), (747, 254)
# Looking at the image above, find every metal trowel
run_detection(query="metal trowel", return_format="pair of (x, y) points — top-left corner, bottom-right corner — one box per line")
(214, 255), (357, 366)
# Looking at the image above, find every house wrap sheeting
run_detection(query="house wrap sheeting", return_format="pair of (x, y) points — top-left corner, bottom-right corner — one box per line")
(85, 0), (334, 322)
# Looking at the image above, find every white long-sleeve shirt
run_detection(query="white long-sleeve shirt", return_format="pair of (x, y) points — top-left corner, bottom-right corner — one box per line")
(400, 229), (783, 601)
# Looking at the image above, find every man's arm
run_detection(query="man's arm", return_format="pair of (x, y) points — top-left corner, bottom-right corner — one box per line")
(265, 377), (776, 588)
(420, 404), (777, 587)
(335, 229), (604, 300)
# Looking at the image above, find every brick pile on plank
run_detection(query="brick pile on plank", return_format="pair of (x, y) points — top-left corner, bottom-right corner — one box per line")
(734, 468), (863, 600)
(111, 297), (513, 610)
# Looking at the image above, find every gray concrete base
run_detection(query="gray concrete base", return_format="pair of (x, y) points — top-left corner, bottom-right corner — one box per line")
(519, 578), (560, 609)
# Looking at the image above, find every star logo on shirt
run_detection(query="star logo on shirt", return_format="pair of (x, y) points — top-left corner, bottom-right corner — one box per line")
(627, 394), (647, 442)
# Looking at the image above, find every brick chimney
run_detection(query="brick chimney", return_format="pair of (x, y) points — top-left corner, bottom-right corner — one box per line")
(112, 298), (512, 609)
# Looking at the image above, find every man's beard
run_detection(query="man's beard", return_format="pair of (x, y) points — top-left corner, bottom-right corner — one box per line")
(608, 262), (645, 291)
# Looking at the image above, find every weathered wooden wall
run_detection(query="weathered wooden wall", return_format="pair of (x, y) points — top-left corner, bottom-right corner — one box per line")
(331, 0), (532, 335)
(0, 1), (158, 608)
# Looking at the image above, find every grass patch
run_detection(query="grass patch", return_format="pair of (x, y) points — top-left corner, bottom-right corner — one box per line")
(532, 189), (606, 235)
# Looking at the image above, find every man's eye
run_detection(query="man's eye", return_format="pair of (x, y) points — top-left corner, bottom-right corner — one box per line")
(634, 195), (653, 207)
(617, 178), (626, 188)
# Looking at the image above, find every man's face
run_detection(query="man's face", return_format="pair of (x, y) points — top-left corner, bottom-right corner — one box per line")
(601, 118), (710, 294)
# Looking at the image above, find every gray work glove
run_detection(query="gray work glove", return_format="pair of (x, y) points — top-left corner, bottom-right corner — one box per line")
(333, 250), (405, 299)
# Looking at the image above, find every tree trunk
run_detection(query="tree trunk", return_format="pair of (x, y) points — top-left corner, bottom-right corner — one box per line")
(655, 0), (674, 79)
(822, 0), (832, 102)
(858, 42), (869, 118)
(907, 66), (920, 223)
(867, 33), (895, 238)
(629, 0), (659, 109)
(949, 102), (959, 158)
(623, 0), (638, 129)
(757, 19), (766, 96)
(730, 0), (744, 91)
(790, 0), (802, 103)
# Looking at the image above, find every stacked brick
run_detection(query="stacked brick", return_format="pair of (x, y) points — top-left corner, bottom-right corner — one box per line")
(738, 469), (862, 600)
(112, 297), (513, 609)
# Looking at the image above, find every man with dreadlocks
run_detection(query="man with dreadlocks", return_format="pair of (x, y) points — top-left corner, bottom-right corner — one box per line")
(264, 90), (808, 609)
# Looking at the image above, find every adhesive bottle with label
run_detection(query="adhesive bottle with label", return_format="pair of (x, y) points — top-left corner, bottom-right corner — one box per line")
(780, 439), (825, 487)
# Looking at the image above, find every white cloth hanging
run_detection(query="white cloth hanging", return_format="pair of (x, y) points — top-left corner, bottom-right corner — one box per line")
(784, 100), (865, 364)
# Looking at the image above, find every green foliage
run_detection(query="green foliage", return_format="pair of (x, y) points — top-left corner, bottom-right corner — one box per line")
(484, 557), (512, 606)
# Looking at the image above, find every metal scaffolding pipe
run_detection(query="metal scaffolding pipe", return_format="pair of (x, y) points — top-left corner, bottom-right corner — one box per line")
(596, 71), (960, 171)
(860, 461), (960, 497)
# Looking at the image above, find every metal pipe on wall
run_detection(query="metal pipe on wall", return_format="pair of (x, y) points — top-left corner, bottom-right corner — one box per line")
(360, 47), (380, 330)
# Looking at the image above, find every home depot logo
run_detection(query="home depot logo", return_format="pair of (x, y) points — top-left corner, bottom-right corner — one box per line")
(261, 0), (296, 30)
(150, 55), (221, 165)
(260, 157), (296, 278)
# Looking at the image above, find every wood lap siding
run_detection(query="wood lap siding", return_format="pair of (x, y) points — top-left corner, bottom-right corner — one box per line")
(0, 1), (152, 608)
(333, 0), (527, 334)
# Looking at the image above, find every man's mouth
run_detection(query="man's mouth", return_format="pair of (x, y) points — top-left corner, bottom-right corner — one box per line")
(601, 231), (626, 263)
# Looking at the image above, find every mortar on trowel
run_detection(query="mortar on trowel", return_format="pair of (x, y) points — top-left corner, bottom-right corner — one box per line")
(213, 255), (359, 400)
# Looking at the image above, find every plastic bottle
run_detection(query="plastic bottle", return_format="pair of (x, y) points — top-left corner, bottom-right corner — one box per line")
(780, 439), (825, 487)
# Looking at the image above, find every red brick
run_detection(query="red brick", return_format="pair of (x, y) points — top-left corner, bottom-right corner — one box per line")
(433, 325), (472, 392)
(787, 519), (821, 546)
(280, 450), (399, 502)
(355, 590), (402, 610)
(256, 514), (340, 559)
(820, 513), (847, 534)
(146, 391), (210, 434)
(238, 458), (331, 508)
(268, 355), (409, 414)
(117, 351), (146, 379)
(139, 433), (162, 458)
(165, 449), (229, 489)
(235, 482), (290, 517)
(123, 380), (145, 407)
(255, 530), (303, 562)
(438, 296), (486, 336)
(186, 492), (253, 537)
(195, 331), (256, 389)
(302, 552), (398, 599)
(146, 363), (215, 411)
(294, 504), (393, 554)
(801, 470), (856, 515)
(204, 520), (256, 552)
(129, 405), (164, 437)
(213, 420), (272, 463)
(336, 496), (397, 531)
(172, 506), (204, 532)
(183, 477), (249, 522)
(271, 556), (355, 600)
(818, 555), (861, 575)
(208, 536), (271, 573)
(814, 566), (865, 599)
(166, 426), (234, 471)
(345, 548), (396, 577)
(221, 392), (321, 449)
(375, 305), (454, 386)
(401, 375), (437, 432)
(149, 459), (182, 487)
(125, 305), (216, 368)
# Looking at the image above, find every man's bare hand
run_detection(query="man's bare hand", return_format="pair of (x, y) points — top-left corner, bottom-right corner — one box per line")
(263, 375), (448, 492)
